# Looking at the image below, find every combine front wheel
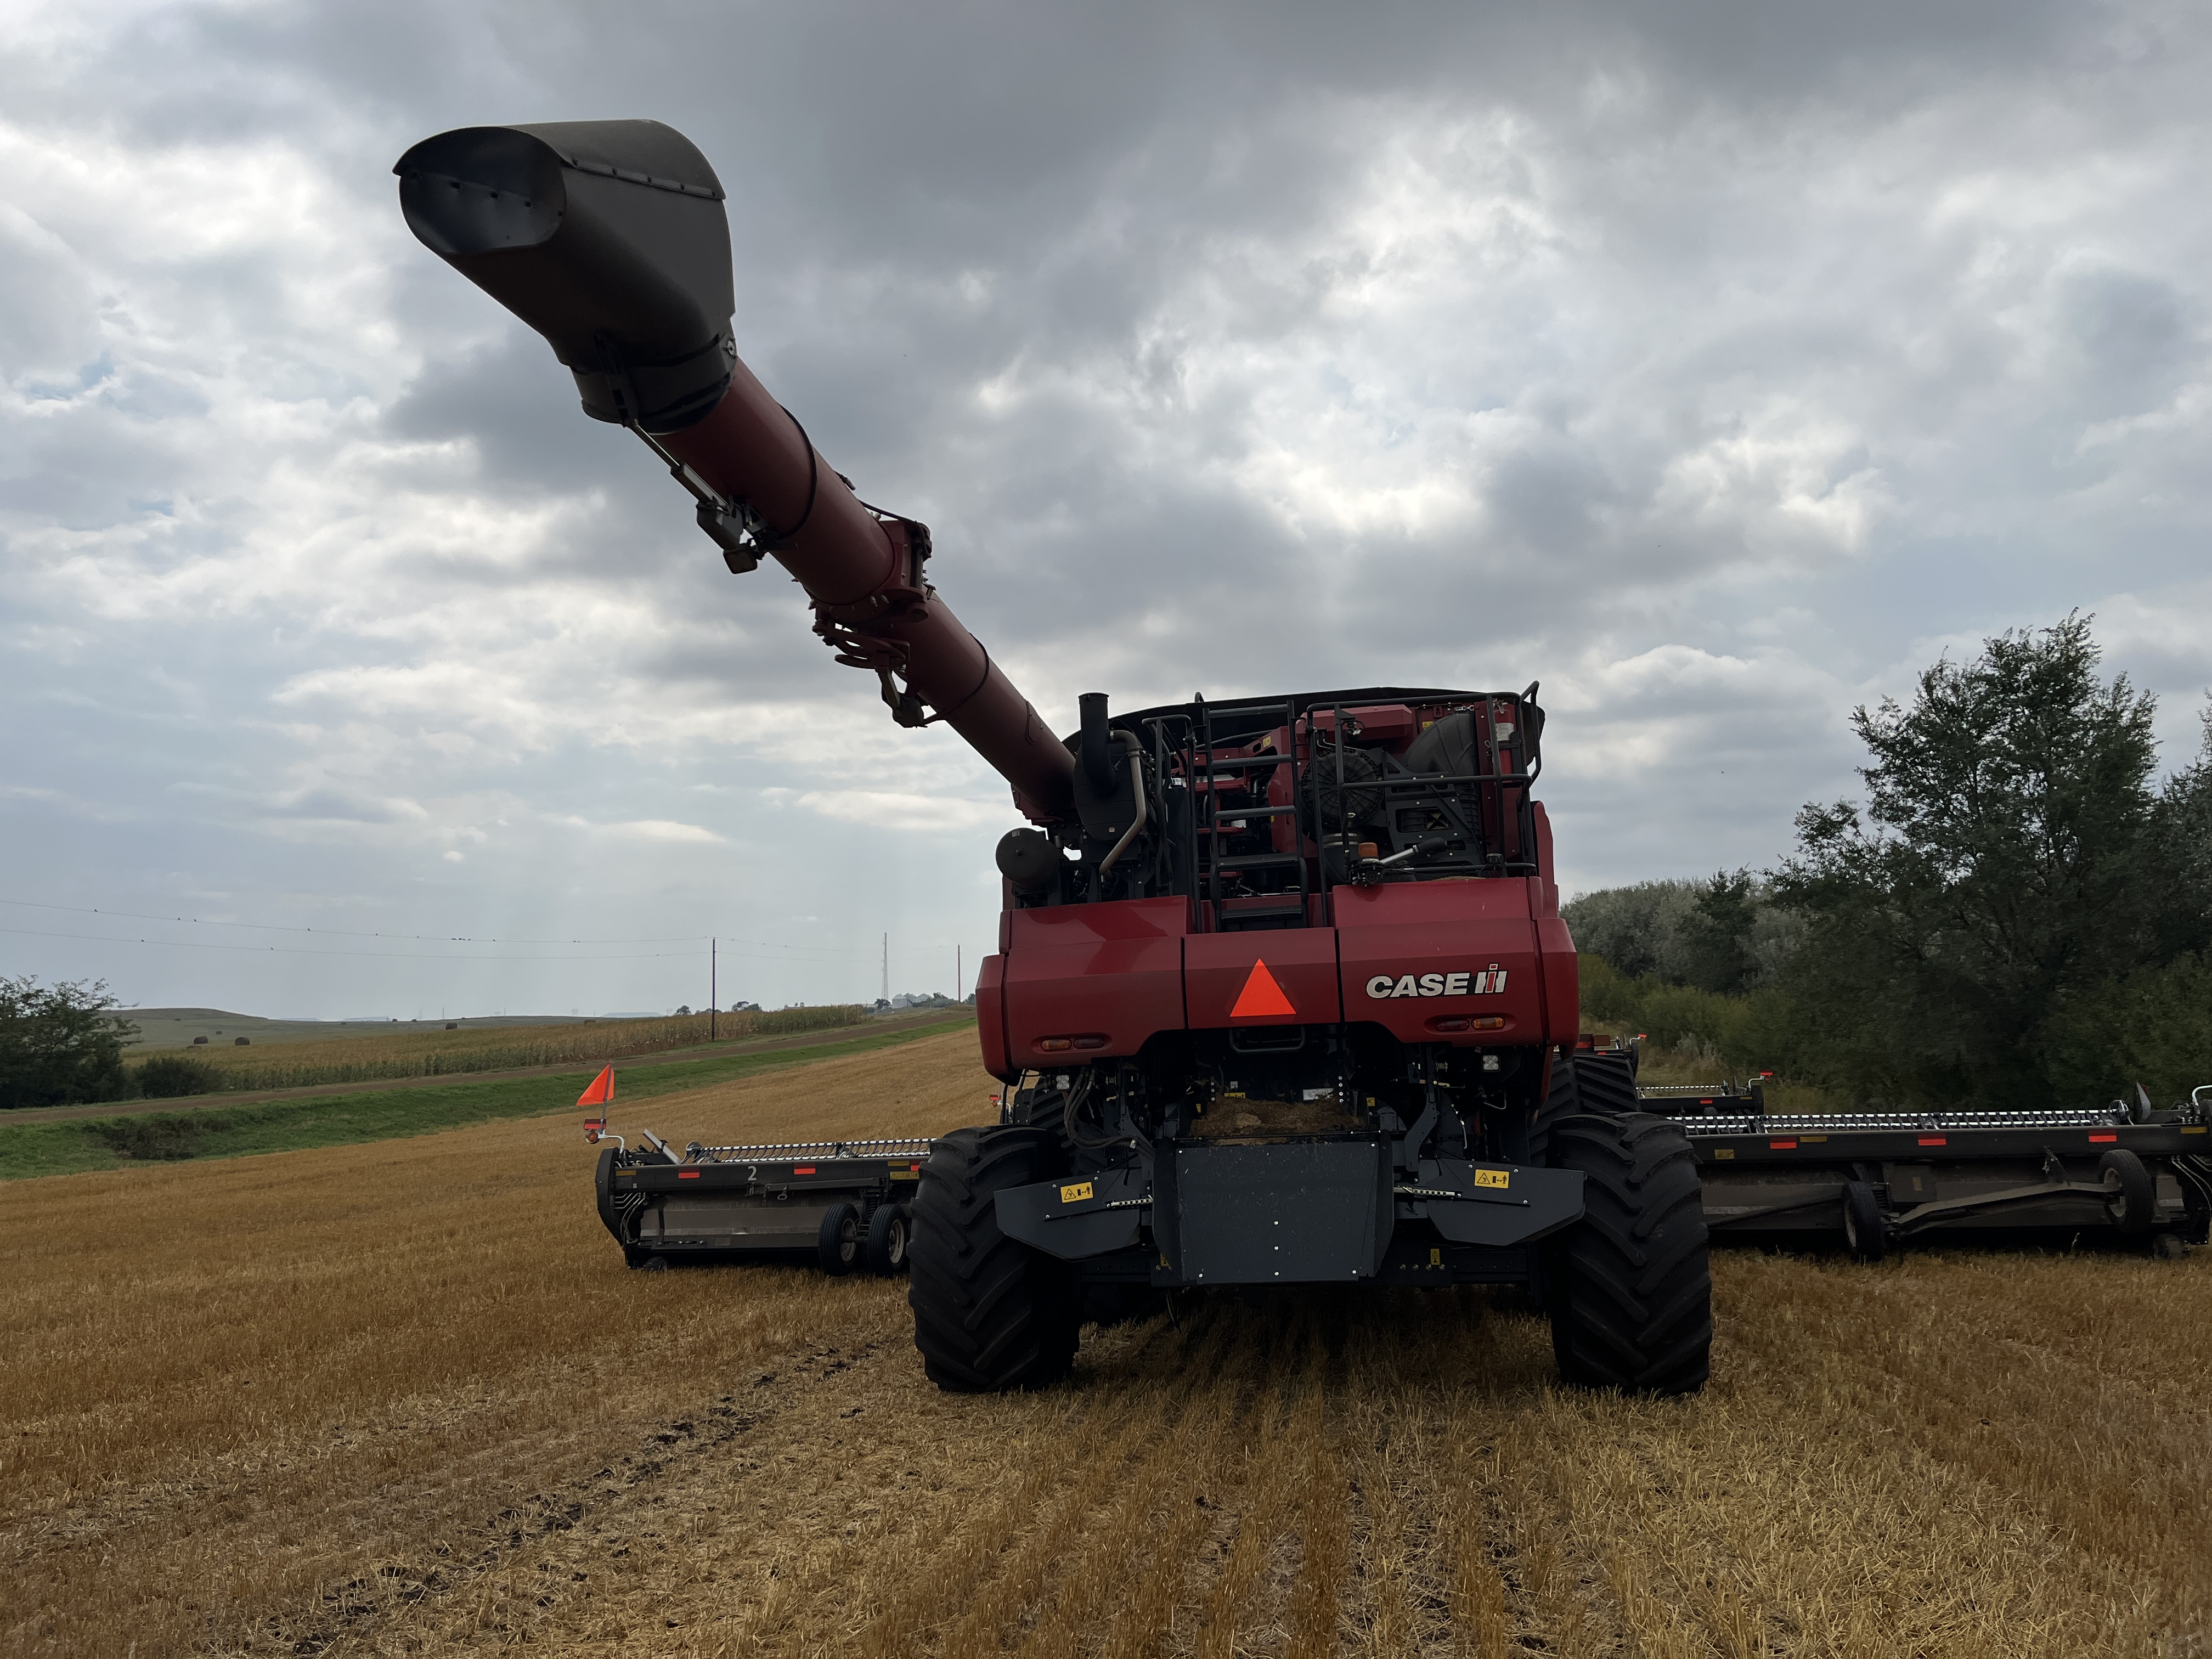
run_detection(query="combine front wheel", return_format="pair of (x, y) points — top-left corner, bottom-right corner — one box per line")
(1543, 1112), (1712, 1397)
(909, 1127), (1080, 1392)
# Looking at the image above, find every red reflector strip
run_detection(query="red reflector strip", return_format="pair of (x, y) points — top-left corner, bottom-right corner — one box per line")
(2089, 1133), (2118, 1143)
(793, 1166), (817, 1175)
(1918, 1136), (1947, 1147)
(678, 1170), (701, 1179)
(1769, 1139), (1798, 1150)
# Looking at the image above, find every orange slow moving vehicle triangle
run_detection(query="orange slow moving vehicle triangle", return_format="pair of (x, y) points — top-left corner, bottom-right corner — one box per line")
(577, 1064), (616, 1107)
(1230, 959), (1296, 1019)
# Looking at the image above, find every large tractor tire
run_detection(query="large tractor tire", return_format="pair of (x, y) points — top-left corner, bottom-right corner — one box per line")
(1570, 1051), (1641, 1115)
(909, 1126), (1080, 1392)
(1529, 1049), (1639, 1164)
(1543, 1111), (1712, 1397)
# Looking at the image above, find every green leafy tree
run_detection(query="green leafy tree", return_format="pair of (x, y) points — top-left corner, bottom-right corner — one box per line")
(1774, 615), (2162, 1108)
(2144, 708), (2212, 963)
(0, 975), (139, 1109)
(1682, 870), (1761, 994)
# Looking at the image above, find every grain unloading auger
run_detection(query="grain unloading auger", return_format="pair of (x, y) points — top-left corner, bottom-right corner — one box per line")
(397, 119), (1714, 1396)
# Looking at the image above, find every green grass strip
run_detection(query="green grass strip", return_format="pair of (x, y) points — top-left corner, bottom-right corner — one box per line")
(0, 1016), (974, 1182)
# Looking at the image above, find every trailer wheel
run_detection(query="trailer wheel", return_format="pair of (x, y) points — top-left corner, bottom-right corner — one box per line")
(866, 1203), (910, 1275)
(2100, 1149), (2157, 1235)
(909, 1126), (1079, 1392)
(1543, 1112), (1712, 1397)
(2153, 1232), (2187, 1260)
(1842, 1181), (1887, 1262)
(818, 1203), (862, 1275)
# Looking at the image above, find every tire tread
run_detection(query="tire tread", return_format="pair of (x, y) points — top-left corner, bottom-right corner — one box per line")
(908, 1126), (1079, 1392)
(1544, 1111), (1713, 1397)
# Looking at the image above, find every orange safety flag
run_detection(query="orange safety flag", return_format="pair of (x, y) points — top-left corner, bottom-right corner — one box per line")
(577, 1064), (616, 1108)
(1231, 959), (1296, 1019)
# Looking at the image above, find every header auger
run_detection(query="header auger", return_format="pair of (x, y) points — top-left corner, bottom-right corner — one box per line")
(398, 117), (1714, 1397)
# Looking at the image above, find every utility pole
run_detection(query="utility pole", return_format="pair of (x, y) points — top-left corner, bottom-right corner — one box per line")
(882, 933), (889, 1006)
(957, 944), (962, 1003)
(710, 938), (717, 1040)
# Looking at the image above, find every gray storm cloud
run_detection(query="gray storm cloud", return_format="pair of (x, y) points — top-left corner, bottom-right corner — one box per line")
(2, 0), (2208, 1014)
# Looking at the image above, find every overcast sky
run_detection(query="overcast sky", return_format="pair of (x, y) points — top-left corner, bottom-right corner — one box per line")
(3, 1), (2208, 1019)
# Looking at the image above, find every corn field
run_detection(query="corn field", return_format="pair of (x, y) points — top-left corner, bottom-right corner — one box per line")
(120, 1004), (869, 1094)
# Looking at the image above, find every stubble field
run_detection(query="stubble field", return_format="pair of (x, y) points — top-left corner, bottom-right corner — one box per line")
(7, 1028), (2211, 1657)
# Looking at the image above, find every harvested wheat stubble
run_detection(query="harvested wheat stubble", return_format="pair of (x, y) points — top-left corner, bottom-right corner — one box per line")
(8, 1029), (2212, 1657)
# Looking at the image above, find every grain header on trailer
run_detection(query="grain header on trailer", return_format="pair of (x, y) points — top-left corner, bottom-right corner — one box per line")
(1655, 1073), (2212, 1258)
(396, 117), (1713, 1396)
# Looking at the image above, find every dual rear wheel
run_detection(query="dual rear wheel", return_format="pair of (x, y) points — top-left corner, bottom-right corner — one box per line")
(818, 1201), (912, 1277)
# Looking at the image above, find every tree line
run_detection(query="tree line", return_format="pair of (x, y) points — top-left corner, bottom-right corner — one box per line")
(0, 977), (144, 1110)
(7, 616), (2207, 1116)
(1570, 614), (2212, 1110)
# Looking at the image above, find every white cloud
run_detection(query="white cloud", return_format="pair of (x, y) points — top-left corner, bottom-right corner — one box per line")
(793, 791), (1020, 836)
(4, 1), (2212, 1012)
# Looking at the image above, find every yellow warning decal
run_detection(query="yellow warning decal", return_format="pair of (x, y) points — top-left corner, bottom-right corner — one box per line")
(1472, 1168), (1510, 1190)
(1060, 1181), (1094, 1204)
(2187, 1127), (2208, 1136)
(1715, 1148), (1736, 1160)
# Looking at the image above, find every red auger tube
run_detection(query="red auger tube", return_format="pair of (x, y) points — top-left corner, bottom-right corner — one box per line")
(394, 119), (1075, 822)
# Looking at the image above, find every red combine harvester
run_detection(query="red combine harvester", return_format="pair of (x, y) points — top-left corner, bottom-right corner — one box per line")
(396, 119), (1712, 1396)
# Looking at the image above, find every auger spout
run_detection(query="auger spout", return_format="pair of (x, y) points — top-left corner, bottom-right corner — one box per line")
(394, 120), (1076, 822)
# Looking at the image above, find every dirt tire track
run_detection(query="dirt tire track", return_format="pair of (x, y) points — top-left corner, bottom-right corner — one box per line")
(264, 1333), (894, 1656)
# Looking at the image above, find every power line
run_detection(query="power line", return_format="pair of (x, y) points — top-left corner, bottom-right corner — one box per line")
(0, 925), (707, 963)
(0, 925), (862, 968)
(0, 896), (860, 953)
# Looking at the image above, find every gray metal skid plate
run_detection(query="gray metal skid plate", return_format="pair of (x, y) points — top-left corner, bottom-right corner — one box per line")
(995, 1165), (1150, 1261)
(1408, 1159), (1584, 1246)
(1161, 1140), (1391, 1285)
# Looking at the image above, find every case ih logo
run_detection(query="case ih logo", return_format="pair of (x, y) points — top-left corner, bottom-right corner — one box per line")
(1364, 966), (1508, 1000)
